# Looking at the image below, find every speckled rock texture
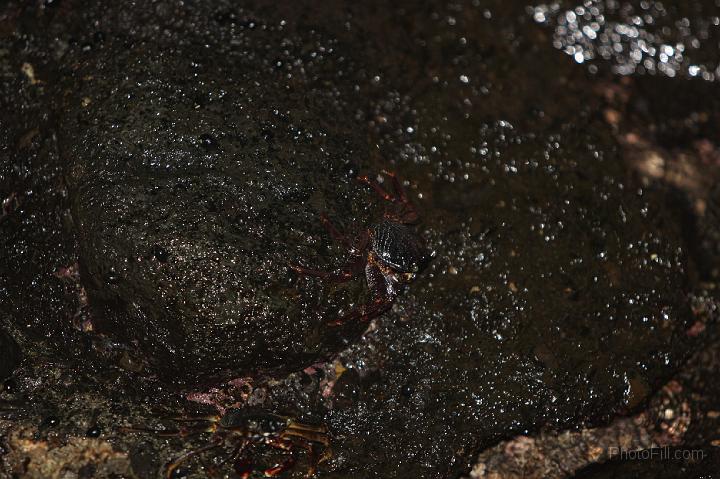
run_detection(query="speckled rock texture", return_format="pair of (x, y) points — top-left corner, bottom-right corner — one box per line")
(0, 329), (20, 380)
(0, 1), (712, 478)
(57, 8), (375, 383)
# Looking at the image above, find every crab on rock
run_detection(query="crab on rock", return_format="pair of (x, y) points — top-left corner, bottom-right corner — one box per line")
(123, 407), (330, 478)
(292, 171), (434, 326)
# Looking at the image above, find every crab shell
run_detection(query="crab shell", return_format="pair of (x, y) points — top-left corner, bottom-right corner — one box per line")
(219, 408), (290, 438)
(370, 220), (434, 275)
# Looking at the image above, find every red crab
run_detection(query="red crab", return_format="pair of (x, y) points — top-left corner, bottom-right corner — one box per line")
(292, 171), (433, 326)
(123, 407), (330, 478)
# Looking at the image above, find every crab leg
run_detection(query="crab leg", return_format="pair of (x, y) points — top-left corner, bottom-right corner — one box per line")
(303, 443), (319, 478)
(383, 171), (419, 223)
(120, 422), (217, 438)
(288, 433), (333, 478)
(359, 172), (419, 224)
(328, 295), (393, 326)
(358, 174), (394, 201)
(165, 439), (223, 479)
(303, 443), (333, 478)
(263, 438), (297, 477)
(319, 213), (353, 249)
(290, 229), (369, 282)
(266, 438), (294, 450)
(329, 260), (396, 326)
(234, 455), (254, 479)
(220, 439), (249, 464)
(281, 428), (330, 447)
(286, 420), (327, 434)
(166, 414), (221, 422)
(289, 263), (362, 283)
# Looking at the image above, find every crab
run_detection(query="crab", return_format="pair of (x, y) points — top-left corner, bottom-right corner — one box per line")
(292, 171), (433, 326)
(122, 407), (331, 478)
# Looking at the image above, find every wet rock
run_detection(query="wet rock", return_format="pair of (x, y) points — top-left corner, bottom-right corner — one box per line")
(4, 428), (132, 479)
(0, 329), (20, 379)
(466, 291), (720, 479)
(0, 1), (709, 479)
(317, 124), (696, 478)
(53, 5), (374, 385)
(250, 3), (701, 478)
(576, 448), (720, 479)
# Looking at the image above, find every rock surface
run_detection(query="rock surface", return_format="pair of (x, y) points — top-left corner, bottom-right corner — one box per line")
(0, 1), (710, 478)
(0, 329), (19, 380)
(56, 7), (375, 383)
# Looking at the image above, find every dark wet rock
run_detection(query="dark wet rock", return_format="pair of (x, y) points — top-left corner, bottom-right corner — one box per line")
(51, 5), (375, 385)
(128, 441), (160, 479)
(576, 447), (720, 479)
(250, 3), (700, 478)
(0, 329), (20, 379)
(0, 1), (710, 479)
(465, 291), (720, 479)
(313, 125), (696, 478)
